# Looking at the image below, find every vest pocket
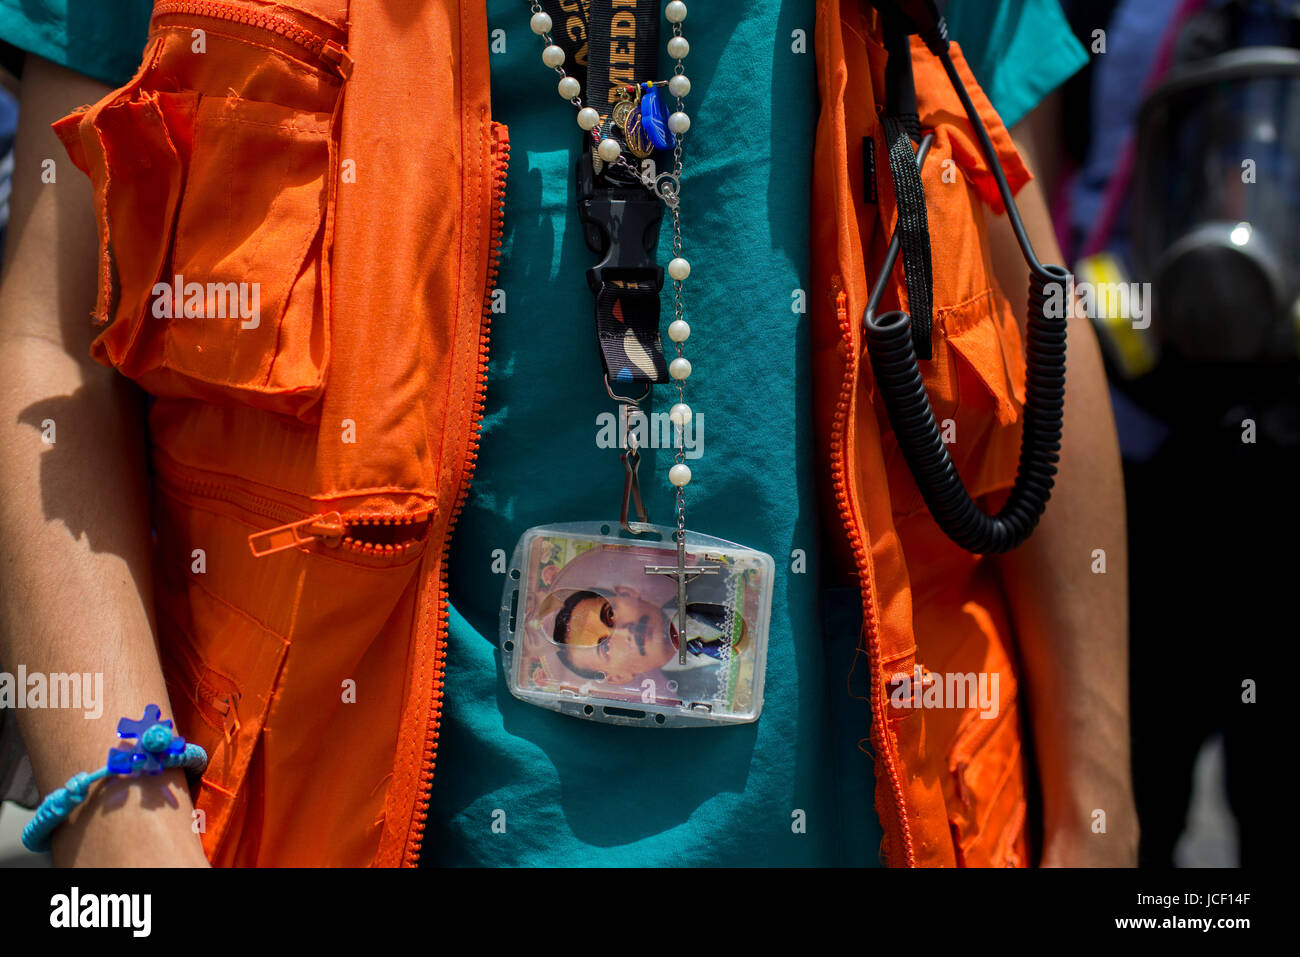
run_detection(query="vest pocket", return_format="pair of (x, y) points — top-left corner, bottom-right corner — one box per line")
(882, 286), (1029, 523)
(151, 459), (430, 864)
(940, 288), (1027, 427)
(157, 573), (288, 856)
(54, 15), (346, 423)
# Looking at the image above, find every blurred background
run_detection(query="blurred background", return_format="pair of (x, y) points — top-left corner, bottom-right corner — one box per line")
(1048, 0), (1287, 868)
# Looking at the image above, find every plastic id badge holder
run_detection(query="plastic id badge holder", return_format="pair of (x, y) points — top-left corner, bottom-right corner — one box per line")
(499, 523), (775, 727)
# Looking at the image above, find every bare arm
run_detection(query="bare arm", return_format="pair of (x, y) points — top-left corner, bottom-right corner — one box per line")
(0, 54), (208, 867)
(987, 104), (1138, 866)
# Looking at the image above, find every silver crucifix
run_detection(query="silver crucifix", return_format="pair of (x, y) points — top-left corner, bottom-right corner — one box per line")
(645, 534), (719, 664)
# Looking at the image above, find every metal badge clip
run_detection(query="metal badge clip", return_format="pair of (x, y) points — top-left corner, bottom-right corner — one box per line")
(619, 402), (653, 535)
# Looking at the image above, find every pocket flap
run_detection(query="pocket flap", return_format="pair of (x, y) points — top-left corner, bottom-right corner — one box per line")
(55, 18), (343, 422)
(163, 95), (331, 396)
(941, 288), (1027, 427)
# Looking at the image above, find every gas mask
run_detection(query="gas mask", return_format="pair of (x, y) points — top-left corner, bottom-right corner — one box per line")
(1133, 2), (1300, 364)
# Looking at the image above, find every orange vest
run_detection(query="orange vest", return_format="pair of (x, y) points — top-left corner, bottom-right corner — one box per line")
(56, 0), (505, 866)
(812, 0), (1036, 866)
(53, 0), (1034, 866)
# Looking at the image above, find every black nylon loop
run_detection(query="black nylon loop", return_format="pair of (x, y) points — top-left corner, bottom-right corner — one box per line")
(883, 114), (935, 360)
(596, 280), (670, 385)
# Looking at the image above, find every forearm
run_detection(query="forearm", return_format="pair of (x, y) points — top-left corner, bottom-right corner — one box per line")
(987, 117), (1137, 865)
(994, 319), (1135, 862)
(0, 55), (207, 866)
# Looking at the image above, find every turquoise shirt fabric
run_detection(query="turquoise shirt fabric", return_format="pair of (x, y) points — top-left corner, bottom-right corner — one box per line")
(431, 1), (843, 866)
(946, 0), (1090, 130)
(0, 0), (1085, 866)
(0, 0), (151, 87)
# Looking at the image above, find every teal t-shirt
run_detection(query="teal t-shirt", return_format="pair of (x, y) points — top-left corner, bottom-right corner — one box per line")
(431, 1), (845, 865)
(0, 0), (1085, 867)
(946, 0), (1089, 130)
(0, 0), (152, 86)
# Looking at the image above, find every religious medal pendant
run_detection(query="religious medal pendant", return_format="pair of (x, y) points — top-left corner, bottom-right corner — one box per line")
(620, 84), (656, 159)
(611, 90), (636, 139)
(625, 81), (674, 157)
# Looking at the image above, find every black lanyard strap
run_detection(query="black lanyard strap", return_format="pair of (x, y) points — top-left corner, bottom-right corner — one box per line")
(544, 0), (669, 390)
(578, 159), (668, 388)
(538, 0), (591, 84)
(880, 13), (934, 360)
(584, 0), (661, 118)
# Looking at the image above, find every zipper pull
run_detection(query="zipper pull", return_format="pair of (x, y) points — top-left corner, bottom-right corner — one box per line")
(319, 39), (353, 79)
(219, 693), (241, 743)
(248, 512), (345, 557)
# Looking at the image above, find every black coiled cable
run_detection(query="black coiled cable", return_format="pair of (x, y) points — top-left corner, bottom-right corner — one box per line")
(863, 39), (1074, 554)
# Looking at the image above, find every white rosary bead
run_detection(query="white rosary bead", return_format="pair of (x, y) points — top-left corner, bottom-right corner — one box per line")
(669, 402), (692, 426)
(542, 44), (565, 68)
(665, 1), (688, 24)
(668, 74), (691, 98)
(669, 463), (692, 487)
(668, 319), (691, 342)
(558, 76), (581, 99)
(669, 357), (692, 380)
(577, 107), (600, 131)
(667, 257), (691, 281)
(668, 111), (691, 134)
(667, 36), (689, 59)
(530, 11), (552, 35)
(597, 138), (622, 162)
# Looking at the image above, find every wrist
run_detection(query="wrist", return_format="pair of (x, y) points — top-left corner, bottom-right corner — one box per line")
(28, 705), (210, 866)
(1040, 774), (1138, 867)
(50, 766), (209, 867)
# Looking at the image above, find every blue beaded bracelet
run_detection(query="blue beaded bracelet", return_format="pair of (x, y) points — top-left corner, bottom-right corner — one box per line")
(22, 704), (208, 853)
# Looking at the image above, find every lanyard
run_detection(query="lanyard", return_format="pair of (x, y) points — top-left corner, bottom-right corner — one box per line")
(540, 0), (670, 394)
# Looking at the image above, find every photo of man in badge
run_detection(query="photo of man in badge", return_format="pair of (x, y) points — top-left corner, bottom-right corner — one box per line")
(547, 587), (747, 684)
(519, 540), (748, 694)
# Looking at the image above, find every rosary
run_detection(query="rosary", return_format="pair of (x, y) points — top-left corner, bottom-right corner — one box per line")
(528, 0), (713, 663)
(500, 2), (773, 726)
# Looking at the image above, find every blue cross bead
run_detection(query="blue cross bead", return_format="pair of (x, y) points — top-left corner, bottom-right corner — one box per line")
(108, 704), (188, 776)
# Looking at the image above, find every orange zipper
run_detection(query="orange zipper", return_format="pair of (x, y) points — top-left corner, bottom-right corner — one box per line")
(249, 512), (431, 558)
(248, 512), (345, 556)
(403, 122), (510, 867)
(829, 286), (916, 867)
(150, 0), (353, 78)
(153, 459), (430, 559)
